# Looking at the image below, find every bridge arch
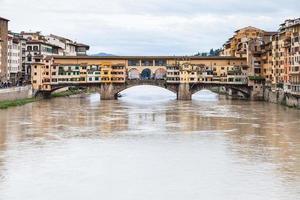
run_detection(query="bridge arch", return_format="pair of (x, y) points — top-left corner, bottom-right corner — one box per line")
(154, 68), (167, 80)
(128, 68), (140, 80)
(141, 68), (152, 80)
(117, 85), (177, 98)
(34, 86), (71, 98)
(190, 84), (251, 99)
(111, 80), (178, 99)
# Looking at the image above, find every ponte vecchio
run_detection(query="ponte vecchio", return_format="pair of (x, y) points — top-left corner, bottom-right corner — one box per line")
(31, 56), (261, 100)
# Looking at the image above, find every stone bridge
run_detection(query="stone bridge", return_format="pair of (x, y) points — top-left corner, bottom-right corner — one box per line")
(39, 80), (253, 100)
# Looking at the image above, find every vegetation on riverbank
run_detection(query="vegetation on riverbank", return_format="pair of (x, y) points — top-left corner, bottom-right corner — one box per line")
(50, 88), (86, 98)
(0, 87), (87, 109)
(0, 98), (36, 109)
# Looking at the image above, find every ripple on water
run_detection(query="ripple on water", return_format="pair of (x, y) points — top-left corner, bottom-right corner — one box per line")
(0, 86), (299, 200)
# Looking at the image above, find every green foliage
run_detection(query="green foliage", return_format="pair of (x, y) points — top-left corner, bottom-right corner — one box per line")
(0, 88), (86, 110)
(50, 88), (85, 98)
(248, 76), (265, 81)
(194, 48), (221, 57)
(0, 98), (36, 109)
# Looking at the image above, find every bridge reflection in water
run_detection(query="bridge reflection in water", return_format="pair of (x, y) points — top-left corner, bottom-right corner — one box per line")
(119, 85), (176, 103)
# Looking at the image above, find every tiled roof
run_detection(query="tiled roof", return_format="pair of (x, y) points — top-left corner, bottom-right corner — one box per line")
(0, 17), (9, 21)
(49, 55), (246, 61)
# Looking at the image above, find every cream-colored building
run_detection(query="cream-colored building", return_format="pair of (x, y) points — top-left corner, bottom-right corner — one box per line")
(221, 26), (277, 86)
(31, 56), (247, 91)
(271, 18), (300, 93)
(7, 32), (23, 84)
(221, 26), (266, 58)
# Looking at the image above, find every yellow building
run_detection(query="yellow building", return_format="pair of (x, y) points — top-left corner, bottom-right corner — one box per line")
(100, 62), (112, 83)
(31, 56), (247, 91)
(221, 26), (266, 58)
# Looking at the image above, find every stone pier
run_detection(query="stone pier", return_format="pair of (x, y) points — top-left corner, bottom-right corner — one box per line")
(177, 83), (192, 100)
(100, 84), (117, 100)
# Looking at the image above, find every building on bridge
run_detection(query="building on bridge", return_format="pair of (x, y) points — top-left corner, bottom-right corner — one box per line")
(31, 56), (248, 90)
(30, 55), (258, 100)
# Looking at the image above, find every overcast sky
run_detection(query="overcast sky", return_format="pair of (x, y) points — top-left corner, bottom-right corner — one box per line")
(0, 0), (299, 55)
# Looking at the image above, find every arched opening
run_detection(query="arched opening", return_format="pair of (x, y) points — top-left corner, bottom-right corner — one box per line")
(128, 68), (140, 80)
(154, 68), (167, 80)
(141, 69), (152, 80)
(51, 86), (70, 94)
(192, 89), (219, 101)
(118, 85), (176, 103)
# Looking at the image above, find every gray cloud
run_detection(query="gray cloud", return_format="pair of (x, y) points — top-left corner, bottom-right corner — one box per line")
(0, 0), (299, 55)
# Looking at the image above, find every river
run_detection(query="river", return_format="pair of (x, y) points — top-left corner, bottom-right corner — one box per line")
(0, 87), (299, 200)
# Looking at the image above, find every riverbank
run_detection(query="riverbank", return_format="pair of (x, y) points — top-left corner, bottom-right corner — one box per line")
(0, 88), (86, 109)
(264, 88), (300, 109)
(0, 98), (36, 109)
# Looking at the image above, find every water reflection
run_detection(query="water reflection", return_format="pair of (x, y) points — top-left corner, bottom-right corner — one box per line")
(0, 87), (299, 200)
(193, 89), (219, 101)
(120, 85), (176, 104)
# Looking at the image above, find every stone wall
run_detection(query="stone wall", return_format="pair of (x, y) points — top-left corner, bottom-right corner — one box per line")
(264, 88), (300, 109)
(250, 84), (265, 101)
(0, 86), (33, 101)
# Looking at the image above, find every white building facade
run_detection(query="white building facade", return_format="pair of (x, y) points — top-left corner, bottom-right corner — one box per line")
(7, 33), (22, 84)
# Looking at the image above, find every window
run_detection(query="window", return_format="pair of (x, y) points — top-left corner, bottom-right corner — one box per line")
(128, 60), (140, 66)
(27, 46), (32, 51)
(142, 60), (153, 66)
(155, 60), (167, 66)
(33, 46), (39, 51)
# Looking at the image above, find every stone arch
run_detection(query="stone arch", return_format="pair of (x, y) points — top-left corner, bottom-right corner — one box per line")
(34, 85), (79, 98)
(141, 68), (152, 80)
(190, 85), (251, 99)
(154, 68), (167, 80)
(128, 68), (140, 80)
(115, 85), (177, 97)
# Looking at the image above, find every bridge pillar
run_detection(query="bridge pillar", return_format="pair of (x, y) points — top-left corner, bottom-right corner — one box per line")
(34, 91), (52, 99)
(250, 85), (264, 101)
(100, 84), (117, 100)
(177, 83), (192, 101)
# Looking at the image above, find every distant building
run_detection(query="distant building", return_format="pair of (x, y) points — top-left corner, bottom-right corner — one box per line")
(20, 31), (90, 82)
(45, 34), (90, 56)
(74, 43), (90, 56)
(0, 17), (9, 82)
(45, 34), (77, 56)
(220, 19), (300, 95)
(7, 32), (23, 84)
(275, 18), (300, 93)
(220, 26), (266, 58)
